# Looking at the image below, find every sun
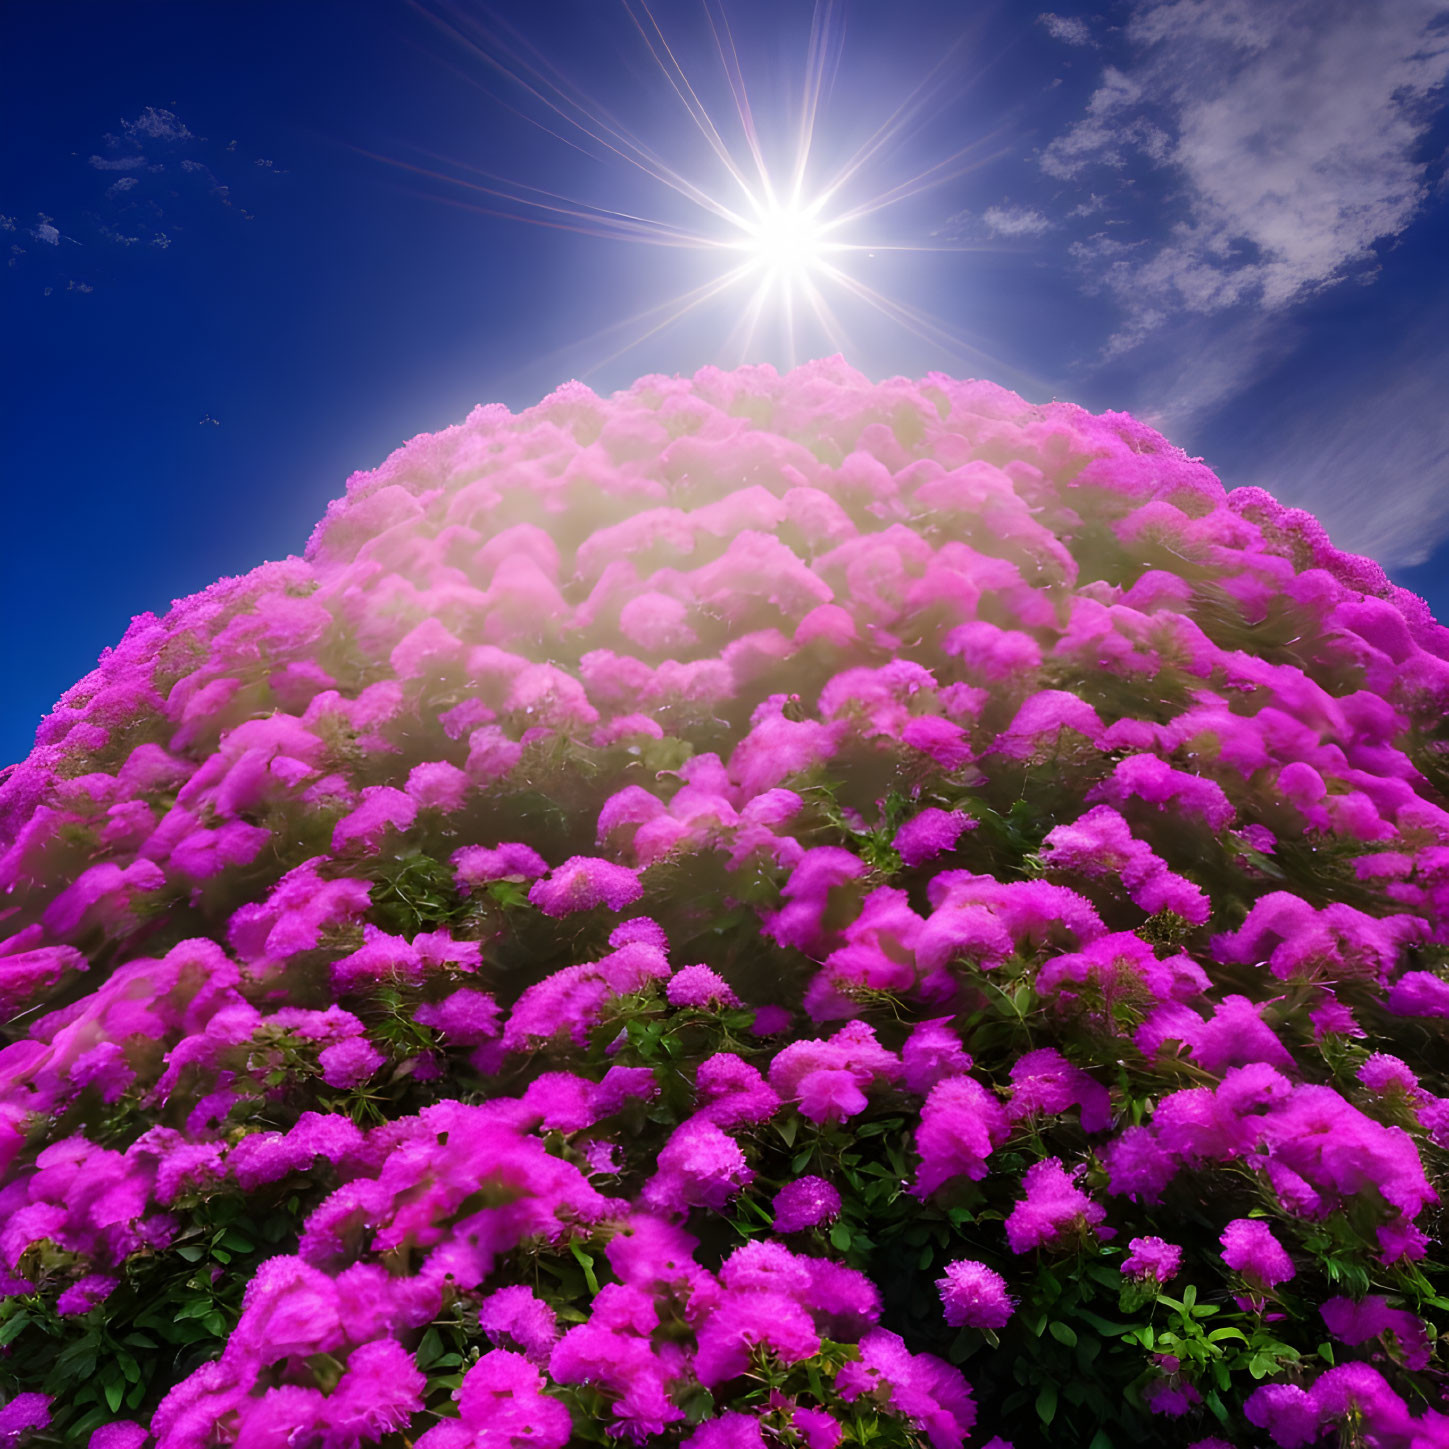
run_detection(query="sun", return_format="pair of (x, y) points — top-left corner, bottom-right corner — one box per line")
(398, 0), (1000, 369)
(736, 199), (831, 280)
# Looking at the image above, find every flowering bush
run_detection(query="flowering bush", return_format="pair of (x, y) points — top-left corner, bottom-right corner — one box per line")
(2, 355), (1448, 1447)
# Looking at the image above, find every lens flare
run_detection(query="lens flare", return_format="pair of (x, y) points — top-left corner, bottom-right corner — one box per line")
(736, 199), (831, 280)
(386, 0), (1024, 374)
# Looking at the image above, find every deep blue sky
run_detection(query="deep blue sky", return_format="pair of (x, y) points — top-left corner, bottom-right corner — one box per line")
(4, 0), (1448, 767)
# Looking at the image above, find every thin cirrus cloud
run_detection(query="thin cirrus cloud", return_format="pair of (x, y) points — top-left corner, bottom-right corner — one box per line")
(1234, 299), (1449, 570)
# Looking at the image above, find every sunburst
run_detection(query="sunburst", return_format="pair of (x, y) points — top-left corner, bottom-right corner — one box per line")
(376, 0), (1022, 374)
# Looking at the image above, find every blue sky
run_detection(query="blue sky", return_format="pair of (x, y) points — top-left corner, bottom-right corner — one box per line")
(3, 0), (1447, 767)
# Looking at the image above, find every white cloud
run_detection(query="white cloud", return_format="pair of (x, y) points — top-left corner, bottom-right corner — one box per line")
(31, 214), (59, 246)
(106, 176), (139, 198)
(982, 204), (1052, 237)
(1037, 12), (1094, 46)
(89, 153), (146, 171)
(152, 233), (172, 249)
(0, 215), (15, 232)
(66, 279), (94, 294)
(122, 106), (192, 143)
(1045, 0), (1449, 340)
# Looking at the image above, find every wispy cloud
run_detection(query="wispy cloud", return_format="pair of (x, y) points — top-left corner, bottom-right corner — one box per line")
(122, 106), (193, 143)
(1230, 304), (1449, 569)
(1044, 0), (1449, 346)
(106, 176), (139, 199)
(1037, 12), (1095, 47)
(982, 204), (1052, 237)
(88, 154), (146, 172)
(30, 215), (59, 246)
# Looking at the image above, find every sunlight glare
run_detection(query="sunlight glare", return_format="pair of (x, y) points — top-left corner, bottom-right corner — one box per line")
(736, 199), (830, 280)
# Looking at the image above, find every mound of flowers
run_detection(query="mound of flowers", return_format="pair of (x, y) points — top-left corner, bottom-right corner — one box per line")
(1, 356), (1448, 1448)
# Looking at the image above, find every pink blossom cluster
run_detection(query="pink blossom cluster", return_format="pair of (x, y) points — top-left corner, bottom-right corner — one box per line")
(2, 358), (1448, 1444)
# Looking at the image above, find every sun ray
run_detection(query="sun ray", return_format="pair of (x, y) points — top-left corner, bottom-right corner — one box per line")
(401, 0), (1029, 376)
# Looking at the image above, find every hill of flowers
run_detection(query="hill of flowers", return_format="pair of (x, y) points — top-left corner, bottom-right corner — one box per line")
(2, 356), (1448, 1449)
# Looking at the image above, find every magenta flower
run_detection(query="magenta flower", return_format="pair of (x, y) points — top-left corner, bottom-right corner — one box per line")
(1003, 1158), (1109, 1254)
(914, 1074), (1010, 1197)
(772, 1176), (842, 1233)
(936, 1259), (1014, 1329)
(667, 964), (742, 1010)
(893, 808), (973, 868)
(528, 855), (644, 917)
(1121, 1236), (1182, 1284)
(1219, 1219), (1295, 1289)
(643, 1116), (754, 1215)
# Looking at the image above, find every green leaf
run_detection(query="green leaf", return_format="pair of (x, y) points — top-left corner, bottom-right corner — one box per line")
(1036, 1382), (1059, 1426)
(104, 1379), (125, 1413)
(830, 1222), (853, 1252)
(1048, 1321), (1078, 1348)
(569, 1243), (601, 1297)
(416, 1328), (444, 1368)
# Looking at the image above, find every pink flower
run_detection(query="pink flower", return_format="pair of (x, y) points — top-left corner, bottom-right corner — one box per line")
(894, 808), (973, 868)
(937, 1259), (1014, 1329)
(327, 1338), (425, 1440)
(1004, 1158), (1109, 1254)
(835, 1329), (976, 1449)
(914, 1075), (1010, 1196)
(772, 1176), (842, 1233)
(421, 1350), (570, 1449)
(478, 1285), (560, 1364)
(1121, 1236), (1182, 1283)
(331, 785), (417, 854)
(1220, 1219), (1295, 1289)
(667, 965), (742, 1010)
(643, 1117), (754, 1215)
(1244, 1383), (1320, 1448)
(414, 988), (502, 1045)
(317, 1036), (384, 1089)
(405, 760), (470, 812)
(1144, 1380), (1201, 1417)
(1320, 1296), (1430, 1369)
(1007, 1048), (1111, 1133)
(695, 1054), (781, 1128)
(528, 856), (644, 916)
(0, 1394), (50, 1445)
(451, 841), (549, 891)
(901, 1019), (972, 1096)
